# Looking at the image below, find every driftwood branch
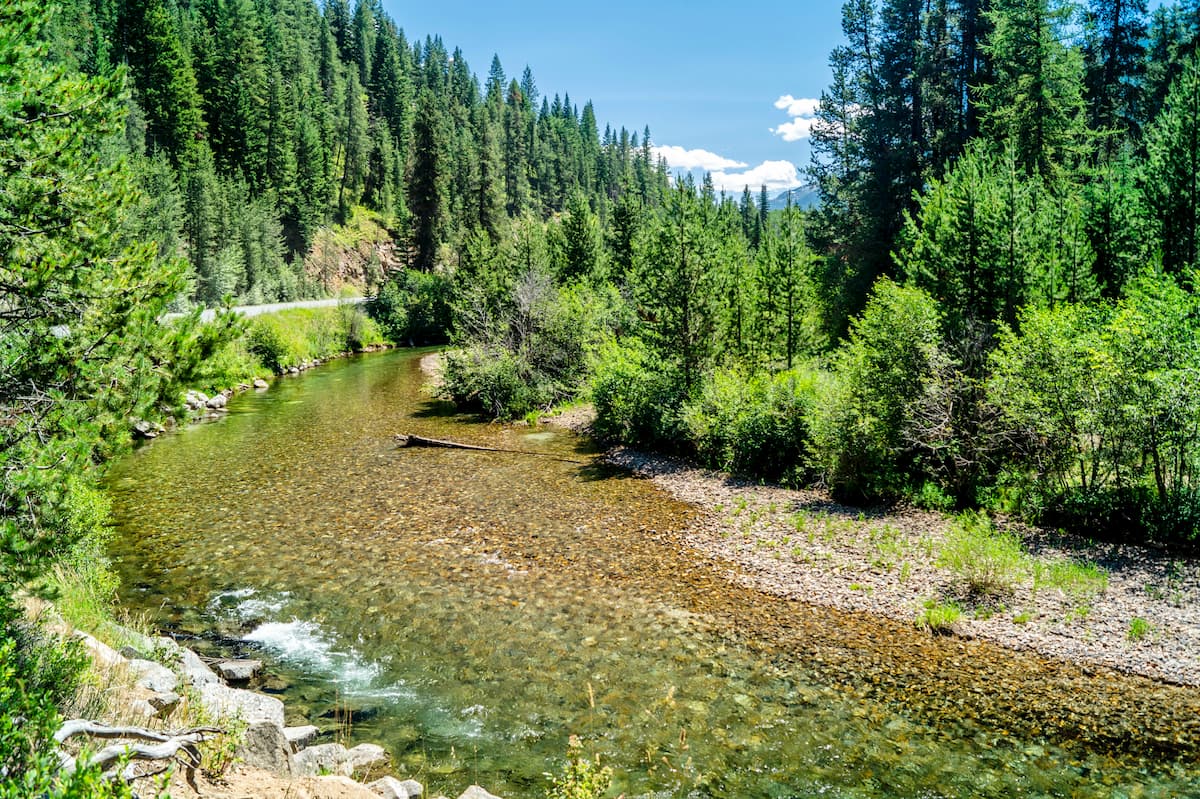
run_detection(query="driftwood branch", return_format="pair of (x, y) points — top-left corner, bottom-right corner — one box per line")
(55, 719), (222, 780)
(394, 433), (583, 464)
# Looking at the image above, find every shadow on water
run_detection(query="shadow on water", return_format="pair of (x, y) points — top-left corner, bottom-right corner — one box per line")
(104, 349), (1200, 799)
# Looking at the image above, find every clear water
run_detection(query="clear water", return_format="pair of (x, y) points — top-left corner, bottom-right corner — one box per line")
(106, 350), (1200, 798)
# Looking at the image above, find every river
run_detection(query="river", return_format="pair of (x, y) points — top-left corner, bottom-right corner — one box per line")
(105, 349), (1200, 798)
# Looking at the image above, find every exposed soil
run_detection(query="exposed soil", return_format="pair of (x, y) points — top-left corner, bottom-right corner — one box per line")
(603, 447), (1200, 687)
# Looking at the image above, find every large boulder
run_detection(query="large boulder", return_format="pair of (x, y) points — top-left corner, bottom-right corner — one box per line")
(129, 658), (178, 694)
(236, 721), (294, 776)
(178, 647), (220, 687)
(293, 742), (349, 777)
(338, 743), (388, 777)
(74, 632), (124, 669)
(284, 724), (320, 751)
(199, 683), (285, 726)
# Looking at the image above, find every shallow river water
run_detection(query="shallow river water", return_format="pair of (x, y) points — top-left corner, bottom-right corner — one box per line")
(106, 349), (1200, 798)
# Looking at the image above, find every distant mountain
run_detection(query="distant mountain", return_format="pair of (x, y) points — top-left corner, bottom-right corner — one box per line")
(769, 187), (819, 211)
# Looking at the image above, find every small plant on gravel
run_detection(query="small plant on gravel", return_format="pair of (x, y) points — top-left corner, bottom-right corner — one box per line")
(937, 511), (1028, 597)
(1128, 617), (1151, 641)
(916, 599), (961, 633)
(1013, 610), (1032, 624)
(1033, 559), (1108, 601)
(898, 561), (912, 582)
(546, 736), (613, 799)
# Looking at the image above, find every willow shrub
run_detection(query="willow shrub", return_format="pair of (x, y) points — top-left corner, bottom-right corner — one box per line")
(589, 337), (687, 448)
(682, 366), (819, 483)
(810, 279), (943, 502)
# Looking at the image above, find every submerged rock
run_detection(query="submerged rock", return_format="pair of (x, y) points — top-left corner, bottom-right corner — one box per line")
(254, 377), (269, 390)
(216, 658), (262, 682)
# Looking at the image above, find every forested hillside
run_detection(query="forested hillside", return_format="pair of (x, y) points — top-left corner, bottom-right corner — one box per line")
(58, 0), (668, 305)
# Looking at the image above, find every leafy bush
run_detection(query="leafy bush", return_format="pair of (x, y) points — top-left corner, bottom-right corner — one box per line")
(937, 511), (1028, 597)
(988, 273), (1200, 546)
(441, 347), (539, 420)
(0, 596), (131, 798)
(545, 737), (612, 799)
(444, 270), (611, 420)
(589, 337), (687, 447)
(915, 599), (962, 633)
(810, 279), (943, 502)
(369, 268), (453, 345)
(682, 366), (818, 482)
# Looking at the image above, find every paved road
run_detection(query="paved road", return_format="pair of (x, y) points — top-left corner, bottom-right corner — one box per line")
(162, 296), (369, 323)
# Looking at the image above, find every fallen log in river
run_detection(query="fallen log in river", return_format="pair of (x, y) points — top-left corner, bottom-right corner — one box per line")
(393, 433), (585, 464)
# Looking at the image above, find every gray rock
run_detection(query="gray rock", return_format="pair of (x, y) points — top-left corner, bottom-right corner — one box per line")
(128, 698), (158, 719)
(368, 776), (419, 799)
(178, 647), (220, 687)
(292, 742), (349, 777)
(397, 780), (423, 798)
(235, 721), (293, 776)
(206, 393), (227, 409)
(131, 419), (157, 439)
(74, 632), (124, 669)
(284, 724), (319, 751)
(199, 683), (285, 726)
(253, 378), (269, 390)
(308, 776), (379, 798)
(457, 787), (502, 799)
(216, 658), (262, 682)
(337, 742), (388, 776)
(147, 691), (181, 715)
(185, 390), (209, 410)
(129, 658), (178, 694)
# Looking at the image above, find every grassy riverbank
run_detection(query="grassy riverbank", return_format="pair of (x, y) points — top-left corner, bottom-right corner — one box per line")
(180, 301), (391, 397)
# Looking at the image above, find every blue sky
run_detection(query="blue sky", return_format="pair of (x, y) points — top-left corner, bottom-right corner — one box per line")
(381, 1), (845, 194)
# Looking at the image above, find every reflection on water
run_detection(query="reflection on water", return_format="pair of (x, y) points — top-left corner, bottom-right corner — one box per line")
(106, 350), (1200, 798)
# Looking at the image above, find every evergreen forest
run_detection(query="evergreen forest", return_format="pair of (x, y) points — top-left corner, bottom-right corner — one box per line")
(5, 0), (1200, 789)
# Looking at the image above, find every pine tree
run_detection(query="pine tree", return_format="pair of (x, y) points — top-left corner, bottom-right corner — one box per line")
(1144, 51), (1200, 273)
(1083, 0), (1148, 155)
(409, 87), (448, 270)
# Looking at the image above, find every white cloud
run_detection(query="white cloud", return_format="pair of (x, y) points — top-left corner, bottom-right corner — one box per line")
(710, 160), (801, 195)
(653, 145), (747, 172)
(771, 94), (820, 142)
(774, 95), (820, 118)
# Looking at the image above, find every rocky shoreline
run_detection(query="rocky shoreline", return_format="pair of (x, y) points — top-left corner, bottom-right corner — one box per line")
(601, 447), (1200, 688)
(36, 605), (506, 799)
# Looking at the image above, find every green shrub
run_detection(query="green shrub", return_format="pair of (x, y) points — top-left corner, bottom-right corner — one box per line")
(1128, 617), (1151, 641)
(441, 347), (539, 420)
(545, 738), (613, 799)
(681, 366), (817, 482)
(0, 596), (132, 798)
(810, 279), (943, 502)
(937, 511), (1028, 597)
(369, 269), (453, 345)
(915, 599), (962, 633)
(1032, 558), (1108, 601)
(589, 337), (686, 447)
